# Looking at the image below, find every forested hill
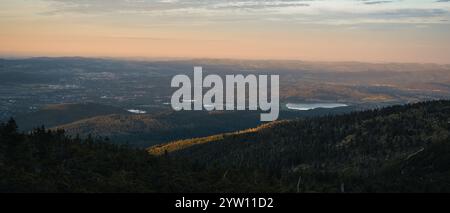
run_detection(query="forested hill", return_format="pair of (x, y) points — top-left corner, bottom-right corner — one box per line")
(1, 100), (450, 192)
(148, 100), (450, 192)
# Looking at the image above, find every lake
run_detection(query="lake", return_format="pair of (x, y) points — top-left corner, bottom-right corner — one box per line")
(127, 109), (147, 114)
(286, 103), (348, 111)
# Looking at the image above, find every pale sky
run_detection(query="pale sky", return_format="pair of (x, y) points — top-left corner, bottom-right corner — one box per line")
(1, 0), (450, 63)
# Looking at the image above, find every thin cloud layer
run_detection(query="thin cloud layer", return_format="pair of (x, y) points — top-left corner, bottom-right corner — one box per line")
(38, 0), (450, 25)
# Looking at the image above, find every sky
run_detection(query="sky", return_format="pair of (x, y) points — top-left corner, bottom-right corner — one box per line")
(1, 0), (450, 63)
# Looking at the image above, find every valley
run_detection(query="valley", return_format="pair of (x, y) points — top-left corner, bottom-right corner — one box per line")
(2, 57), (450, 147)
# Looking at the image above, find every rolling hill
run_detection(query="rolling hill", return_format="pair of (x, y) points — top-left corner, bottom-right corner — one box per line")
(15, 103), (128, 131)
(52, 110), (267, 147)
(147, 100), (450, 192)
(51, 107), (360, 147)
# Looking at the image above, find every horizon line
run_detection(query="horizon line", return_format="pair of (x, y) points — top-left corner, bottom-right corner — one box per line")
(1, 54), (449, 66)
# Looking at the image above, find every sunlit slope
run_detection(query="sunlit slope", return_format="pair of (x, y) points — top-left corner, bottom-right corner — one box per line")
(147, 100), (450, 193)
(15, 103), (128, 131)
(148, 121), (284, 155)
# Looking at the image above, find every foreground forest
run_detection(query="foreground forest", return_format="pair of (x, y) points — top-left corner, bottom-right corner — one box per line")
(1, 100), (450, 192)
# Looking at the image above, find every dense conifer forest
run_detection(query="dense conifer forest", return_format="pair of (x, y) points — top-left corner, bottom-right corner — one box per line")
(1, 100), (450, 192)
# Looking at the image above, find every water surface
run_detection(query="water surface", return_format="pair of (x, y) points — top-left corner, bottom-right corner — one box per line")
(286, 103), (348, 111)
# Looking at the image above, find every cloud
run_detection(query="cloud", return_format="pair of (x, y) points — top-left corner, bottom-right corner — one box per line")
(43, 0), (313, 14)
(360, 1), (394, 5)
(39, 0), (450, 25)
